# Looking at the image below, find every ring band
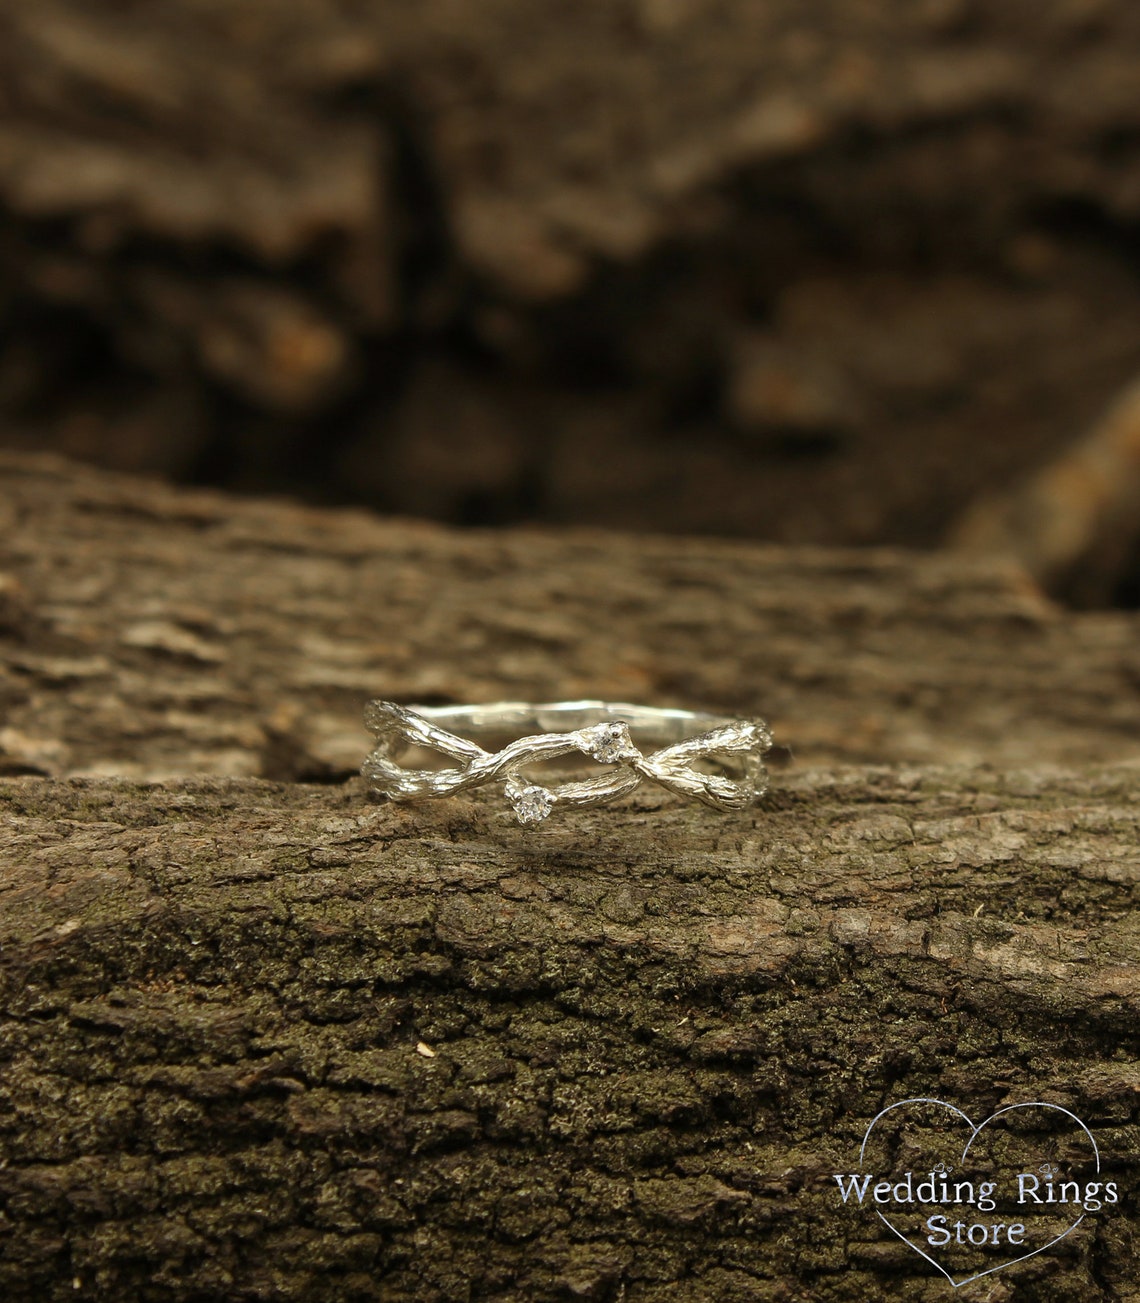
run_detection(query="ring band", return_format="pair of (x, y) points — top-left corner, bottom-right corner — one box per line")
(361, 700), (773, 824)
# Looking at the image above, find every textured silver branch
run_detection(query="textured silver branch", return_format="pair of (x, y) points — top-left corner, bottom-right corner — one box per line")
(361, 700), (773, 824)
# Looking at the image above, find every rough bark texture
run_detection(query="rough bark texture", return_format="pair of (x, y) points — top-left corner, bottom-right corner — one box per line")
(4, 451), (1140, 785)
(3, 3), (1140, 602)
(1, 452), (1139, 1301)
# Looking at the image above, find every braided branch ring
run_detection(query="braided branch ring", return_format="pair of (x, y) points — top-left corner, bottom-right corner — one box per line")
(361, 700), (773, 825)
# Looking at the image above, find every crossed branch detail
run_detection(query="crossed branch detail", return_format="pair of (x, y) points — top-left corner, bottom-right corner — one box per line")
(362, 701), (772, 824)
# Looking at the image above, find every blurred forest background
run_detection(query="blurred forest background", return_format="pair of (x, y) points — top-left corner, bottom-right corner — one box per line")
(2, 0), (1140, 608)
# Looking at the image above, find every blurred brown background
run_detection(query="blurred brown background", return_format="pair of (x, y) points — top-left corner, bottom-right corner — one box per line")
(2, 0), (1140, 607)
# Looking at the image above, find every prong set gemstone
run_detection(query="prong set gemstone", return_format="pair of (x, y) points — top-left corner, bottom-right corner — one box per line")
(577, 720), (639, 766)
(362, 701), (773, 825)
(504, 778), (556, 825)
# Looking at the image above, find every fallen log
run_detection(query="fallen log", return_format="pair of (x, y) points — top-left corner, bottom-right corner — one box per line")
(0, 453), (1137, 1300)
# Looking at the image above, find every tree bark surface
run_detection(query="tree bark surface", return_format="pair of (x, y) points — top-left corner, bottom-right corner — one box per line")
(0, 453), (1138, 1301)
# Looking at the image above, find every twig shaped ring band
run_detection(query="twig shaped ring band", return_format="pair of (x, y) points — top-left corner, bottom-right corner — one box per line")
(361, 700), (773, 825)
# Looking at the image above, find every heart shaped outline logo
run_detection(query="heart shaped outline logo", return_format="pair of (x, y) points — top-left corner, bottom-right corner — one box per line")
(859, 1097), (1100, 1288)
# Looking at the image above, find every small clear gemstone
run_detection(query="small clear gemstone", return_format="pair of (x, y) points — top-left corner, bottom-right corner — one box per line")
(581, 721), (632, 765)
(506, 781), (554, 825)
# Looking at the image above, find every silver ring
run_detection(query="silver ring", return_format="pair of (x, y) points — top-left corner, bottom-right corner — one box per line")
(361, 700), (773, 824)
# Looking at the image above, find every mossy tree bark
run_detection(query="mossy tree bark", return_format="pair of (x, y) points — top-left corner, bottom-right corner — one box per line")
(0, 453), (1138, 1300)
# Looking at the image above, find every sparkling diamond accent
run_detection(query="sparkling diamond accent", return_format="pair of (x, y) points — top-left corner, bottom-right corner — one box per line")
(579, 721), (633, 764)
(505, 779), (554, 825)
